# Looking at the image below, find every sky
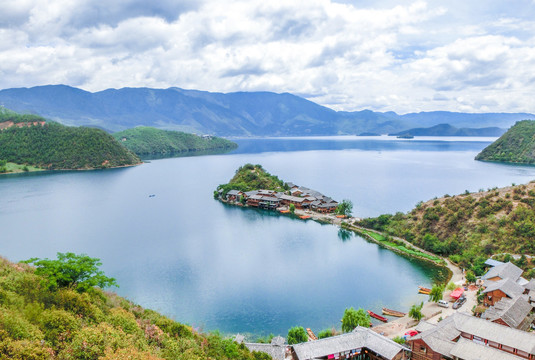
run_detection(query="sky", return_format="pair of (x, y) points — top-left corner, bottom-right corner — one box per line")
(1, 0), (534, 114)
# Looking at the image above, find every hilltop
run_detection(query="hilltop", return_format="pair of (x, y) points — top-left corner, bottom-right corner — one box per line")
(476, 120), (535, 164)
(0, 109), (141, 171)
(112, 127), (237, 157)
(358, 182), (535, 278)
(0, 85), (533, 136)
(216, 164), (288, 198)
(0, 255), (270, 360)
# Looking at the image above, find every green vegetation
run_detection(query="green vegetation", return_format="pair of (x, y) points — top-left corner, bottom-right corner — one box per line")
(335, 199), (353, 217)
(216, 164), (288, 198)
(0, 255), (270, 360)
(112, 127), (237, 157)
(23, 253), (118, 293)
(0, 110), (140, 170)
(289, 203), (296, 214)
(465, 270), (476, 283)
(428, 284), (445, 303)
(0, 161), (43, 174)
(341, 307), (370, 332)
(476, 120), (535, 164)
(355, 229), (441, 262)
(392, 336), (406, 345)
(317, 328), (335, 339)
(287, 326), (307, 345)
(445, 282), (457, 291)
(409, 302), (423, 321)
(357, 183), (535, 278)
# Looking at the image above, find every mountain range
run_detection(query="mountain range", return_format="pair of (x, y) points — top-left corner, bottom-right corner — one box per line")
(389, 123), (506, 137)
(0, 85), (533, 136)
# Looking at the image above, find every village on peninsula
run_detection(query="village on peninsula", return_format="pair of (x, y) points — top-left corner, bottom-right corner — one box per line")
(215, 164), (535, 360)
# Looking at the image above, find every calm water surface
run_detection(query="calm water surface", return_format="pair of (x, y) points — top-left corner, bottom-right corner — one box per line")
(2, 136), (535, 336)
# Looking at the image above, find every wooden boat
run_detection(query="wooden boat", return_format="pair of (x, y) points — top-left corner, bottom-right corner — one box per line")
(279, 210), (290, 214)
(382, 308), (406, 317)
(367, 310), (388, 323)
(418, 286), (432, 294)
(336, 215), (346, 218)
(299, 215), (311, 219)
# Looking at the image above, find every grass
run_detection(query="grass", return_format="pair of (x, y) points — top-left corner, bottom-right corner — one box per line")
(2, 162), (44, 174)
(359, 229), (441, 262)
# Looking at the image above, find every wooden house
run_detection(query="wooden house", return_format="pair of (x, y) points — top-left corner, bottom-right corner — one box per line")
(482, 262), (523, 283)
(408, 312), (535, 360)
(482, 296), (534, 331)
(483, 278), (524, 307)
(290, 327), (409, 360)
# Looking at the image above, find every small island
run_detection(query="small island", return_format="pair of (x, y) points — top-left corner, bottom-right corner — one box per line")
(0, 109), (141, 172)
(112, 126), (238, 158)
(475, 120), (535, 164)
(215, 164), (350, 217)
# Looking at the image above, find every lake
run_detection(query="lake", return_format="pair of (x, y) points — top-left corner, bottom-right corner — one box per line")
(2, 136), (535, 337)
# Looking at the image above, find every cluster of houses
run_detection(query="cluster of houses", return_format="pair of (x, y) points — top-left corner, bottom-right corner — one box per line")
(222, 182), (339, 213)
(408, 259), (535, 360)
(238, 259), (535, 360)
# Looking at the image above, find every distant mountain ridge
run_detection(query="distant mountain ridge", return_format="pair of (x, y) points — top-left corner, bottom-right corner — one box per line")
(389, 123), (506, 137)
(0, 85), (533, 136)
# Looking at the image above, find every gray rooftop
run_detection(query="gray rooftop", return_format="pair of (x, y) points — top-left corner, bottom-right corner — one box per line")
(482, 262), (523, 282)
(484, 258), (505, 267)
(414, 320), (437, 333)
(524, 279), (535, 291)
(227, 190), (241, 196)
(483, 278), (524, 299)
(244, 343), (286, 360)
(449, 338), (523, 360)
(291, 327), (407, 360)
(482, 296), (533, 330)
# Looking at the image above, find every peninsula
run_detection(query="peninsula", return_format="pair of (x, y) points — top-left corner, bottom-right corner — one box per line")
(0, 109), (141, 171)
(215, 164), (342, 215)
(476, 120), (535, 164)
(112, 126), (237, 158)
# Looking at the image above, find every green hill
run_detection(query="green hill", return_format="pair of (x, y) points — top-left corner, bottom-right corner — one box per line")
(0, 255), (270, 360)
(112, 127), (237, 157)
(358, 183), (535, 278)
(216, 164), (288, 197)
(0, 109), (141, 171)
(475, 120), (535, 164)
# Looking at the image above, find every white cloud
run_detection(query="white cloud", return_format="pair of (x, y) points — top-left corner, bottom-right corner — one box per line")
(0, 0), (534, 113)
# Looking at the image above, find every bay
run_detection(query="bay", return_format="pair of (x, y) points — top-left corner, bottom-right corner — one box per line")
(1, 136), (535, 336)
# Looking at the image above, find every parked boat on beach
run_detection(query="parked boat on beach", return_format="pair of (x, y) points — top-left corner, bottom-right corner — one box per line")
(367, 310), (388, 323)
(382, 308), (406, 317)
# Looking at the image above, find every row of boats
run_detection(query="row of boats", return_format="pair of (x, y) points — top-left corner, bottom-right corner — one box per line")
(367, 286), (430, 323)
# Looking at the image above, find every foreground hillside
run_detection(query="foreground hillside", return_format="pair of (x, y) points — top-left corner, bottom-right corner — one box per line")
(0, 110), (140, 170)
(358, 183), (535, 278)
(0, 256), (270, 360)
(113, 127), (237, 157)
(0, 85), (533, 136)
(476, 120), (535, 164)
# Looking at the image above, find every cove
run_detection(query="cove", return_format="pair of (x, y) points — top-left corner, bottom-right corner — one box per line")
(2, 136), (535, 336)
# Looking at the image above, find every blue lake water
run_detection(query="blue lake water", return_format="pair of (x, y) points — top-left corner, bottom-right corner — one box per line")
(1, 136), (535, 337)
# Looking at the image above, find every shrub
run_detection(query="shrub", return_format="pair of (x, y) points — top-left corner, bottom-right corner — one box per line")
(0, 307), (43, 341)
(287, 326), (307, 345)
(40, 309), (81, 348)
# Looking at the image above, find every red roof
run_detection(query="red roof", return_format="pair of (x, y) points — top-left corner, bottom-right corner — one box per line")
(450, 287), (464, 299)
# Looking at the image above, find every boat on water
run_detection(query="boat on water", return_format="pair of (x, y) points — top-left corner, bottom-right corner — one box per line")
(367, 310), (388, 323)
(418, 286), (431, 295)
(382, 308), (406, 317)
(299, 215), (311, 219)
(397, 134), (414, 139)
(279, 210), (290, 214)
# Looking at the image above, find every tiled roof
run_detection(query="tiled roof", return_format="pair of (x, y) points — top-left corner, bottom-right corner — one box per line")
(482, 262), (523, 282)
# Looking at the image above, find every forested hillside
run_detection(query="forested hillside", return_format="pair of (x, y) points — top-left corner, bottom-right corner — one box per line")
(476, 120), (535, 164)
(216, 164), (288, 197)
(0, 110), (140, 170)
(112, 127), (237, 156)
(0, 255), (270, 360)
(358, 183), (535, 278)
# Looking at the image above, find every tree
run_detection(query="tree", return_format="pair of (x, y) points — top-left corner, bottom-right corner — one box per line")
(341, 307), (370, 332)
(289, 203), (296, 214)
(23, 252), (118, 293)
(409, 302), (423, 321)
(287, 326), (307, 345)
(336, 199), (353, 217)
(429, 284), (445, 303)
(465, 270), (476, 283)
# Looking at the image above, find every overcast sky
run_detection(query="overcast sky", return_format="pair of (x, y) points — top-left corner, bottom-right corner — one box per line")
(1, 0), (534, 113)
